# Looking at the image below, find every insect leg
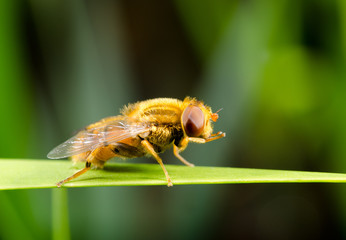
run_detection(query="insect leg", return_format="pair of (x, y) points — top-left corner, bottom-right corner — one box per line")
(204, 132), (226, 142)
(173, 144), (194, 167)
(209, 131), (223, 137)
(56, 148), (103, 187)
(56, 161), (91, 187)
(141, 139), (173, 187)
(188, 132), (226, 144)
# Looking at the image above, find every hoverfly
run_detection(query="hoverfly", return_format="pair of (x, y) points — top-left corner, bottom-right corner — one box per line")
(48, 97), (225, 187)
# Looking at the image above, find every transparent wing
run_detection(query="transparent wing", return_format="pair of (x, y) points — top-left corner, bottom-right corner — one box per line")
(47, 117), (150, 159)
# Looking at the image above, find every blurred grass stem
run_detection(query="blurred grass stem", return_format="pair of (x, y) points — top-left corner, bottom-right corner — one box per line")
(52, 189), (70, 240)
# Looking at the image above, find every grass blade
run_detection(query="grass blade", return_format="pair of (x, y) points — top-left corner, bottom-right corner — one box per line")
(0, 159), (346, 190)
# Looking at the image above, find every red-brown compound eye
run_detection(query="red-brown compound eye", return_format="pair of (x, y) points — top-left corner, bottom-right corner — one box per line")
(182, 105), (205, 137)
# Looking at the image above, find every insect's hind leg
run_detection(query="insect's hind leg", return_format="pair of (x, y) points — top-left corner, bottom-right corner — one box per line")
(56, 148), (104, 187)
(56, 161), (91, 187)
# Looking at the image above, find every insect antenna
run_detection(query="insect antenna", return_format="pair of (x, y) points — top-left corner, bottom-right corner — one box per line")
(211, 108), (223, 122)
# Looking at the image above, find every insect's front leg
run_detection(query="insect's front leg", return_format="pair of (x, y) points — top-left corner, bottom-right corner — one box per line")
(172, 132), (225, 167)
(173, 140), (194, 167)
(188, 131), (226, 144)
(141, 139), (173, 187)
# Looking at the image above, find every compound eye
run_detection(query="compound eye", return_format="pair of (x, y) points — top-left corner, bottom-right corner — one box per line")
(182, 105), (205, 137)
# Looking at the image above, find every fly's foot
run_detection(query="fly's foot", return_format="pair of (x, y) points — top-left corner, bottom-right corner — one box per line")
(167, 179), (173, 187)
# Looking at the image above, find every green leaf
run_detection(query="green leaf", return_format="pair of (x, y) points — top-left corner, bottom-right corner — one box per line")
(1, 159), (346, 190)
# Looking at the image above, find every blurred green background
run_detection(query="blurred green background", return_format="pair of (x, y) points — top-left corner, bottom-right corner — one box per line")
(1, 0), (346, 239)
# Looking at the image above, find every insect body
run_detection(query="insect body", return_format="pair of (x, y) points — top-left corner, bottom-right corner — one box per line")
(48, 97), (225, 187)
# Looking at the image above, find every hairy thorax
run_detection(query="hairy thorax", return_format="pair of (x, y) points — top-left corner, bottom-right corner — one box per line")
(123, 98), (185, 153)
